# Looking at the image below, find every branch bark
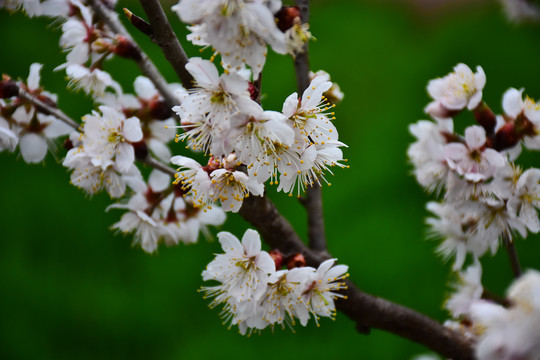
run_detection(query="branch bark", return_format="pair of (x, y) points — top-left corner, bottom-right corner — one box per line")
(138, 0), (194, 89)
(504, 234), (522, 278)
(87, 0), (182, 112)
(293, 0), (327, 252)
(240, 195), (474, 360)
(17, 88), (80, 131)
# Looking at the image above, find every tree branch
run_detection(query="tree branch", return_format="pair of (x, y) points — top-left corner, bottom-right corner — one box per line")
(86, 0), (182, 112)
(17, 88), (80, 131)
(141, 154), (176, 176)
(293, 0), (327, 252)
(504, 234), (522, 278)
(239, 195), (474, 360)
(17, 83), (179, 177)
(138, 0), (194, 89)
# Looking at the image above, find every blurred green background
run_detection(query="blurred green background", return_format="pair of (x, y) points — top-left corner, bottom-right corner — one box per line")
(2, 0), (540, 358)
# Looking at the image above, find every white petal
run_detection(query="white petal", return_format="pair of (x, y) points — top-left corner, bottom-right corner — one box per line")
(242, 229), (261, 256)
(148, 139), (172, 163)
(502, 88), (524, 117)
(218, 231), (243, 254)
(134, 76), (157, 100)
(19, 133), (47, 163)
(148, 169), (171, 192)
(123, 117), (143, 142)
(115, 143), (135, 173)
(464, 125), (486, 149)
(185, 57), (220, 88)
(27, 63), (43, 90)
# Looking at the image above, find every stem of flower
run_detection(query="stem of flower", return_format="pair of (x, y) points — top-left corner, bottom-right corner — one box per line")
(504, 233), (522, 278)
(17, 88), (80, 131)
(141, 155), (176, 176)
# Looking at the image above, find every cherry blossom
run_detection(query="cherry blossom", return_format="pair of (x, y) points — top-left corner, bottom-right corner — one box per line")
(426, 63), (486, 118)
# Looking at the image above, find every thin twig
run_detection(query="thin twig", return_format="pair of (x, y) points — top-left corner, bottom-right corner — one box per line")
(504, 234), (522, 278)
(86, 0), (182, 112)
(138, 0), (194, 89)
(239, 195), (474, 360)
(142, 155), (176, 176)
(293, 0), (327, 252)
(17, 88), (80, 130)
(18, 84), (178, 176)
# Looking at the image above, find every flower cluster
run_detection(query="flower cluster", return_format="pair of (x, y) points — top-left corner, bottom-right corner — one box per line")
(201, 229), (348, 334)
(1, 0), (351, 332)
(0, 63), (72, 163)
(172, 57), (347, 212)
(410, 63), (540, 359)
(443, 262), (540, 360)
(409, 63), (540, 270)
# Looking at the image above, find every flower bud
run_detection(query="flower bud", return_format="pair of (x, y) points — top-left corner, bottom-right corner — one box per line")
(123, 8), (153, 37)
(474, 102), (497, 135)
(0, 79), (19, 99)
(113, 35), (142, 61)
(275, 6), (301, 32)
(248, 82), (259, 101)
(150, 100), (173, 120)
(493, 122), (520, 151)
(63, 137), (74, 151)
(132, 140), (148, 160)
(269, 249), (284, 270)
(287, 253), (306, 269)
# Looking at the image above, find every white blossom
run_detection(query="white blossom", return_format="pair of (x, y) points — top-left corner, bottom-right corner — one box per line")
(426, 63), (486, 117)
(470, 270), (540, 360)
(82, 105), (143, 173)
(444, 125), (505, 183)
(173, 0), (287, 80)
(202, 229), (275, 302)
(446, 259), (483, 318)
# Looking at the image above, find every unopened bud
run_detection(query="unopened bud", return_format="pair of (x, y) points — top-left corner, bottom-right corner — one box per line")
(275, 6), (301, 32)
(474, 102), (497, 135)
(113, 35), (142, 61)
(493, 122), (520, 151)
(150, 100), (173, 120)
(248, 82), (259, 101)
(0, 79), (19, 99)
(132, 140), (148, 160)
(269, 249), (284, 270)
(424, 101), (460, 119)
(63, 137), (74, 151)
(287, 253), (305, 269)
(123, 8), (153, 37)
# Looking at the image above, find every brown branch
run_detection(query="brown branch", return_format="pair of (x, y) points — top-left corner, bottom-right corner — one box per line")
(504, 234), (522, 278)
(17, 88), (80, 131)
(239, 195), (474, 360)
(17, 82), (178, 177)
(141, 155), (176, 176)
(293, 0), (328, 252)
(138, 0), (194, 89)
(86, 0), (182, 112)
